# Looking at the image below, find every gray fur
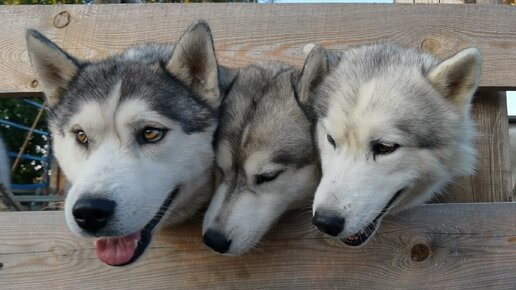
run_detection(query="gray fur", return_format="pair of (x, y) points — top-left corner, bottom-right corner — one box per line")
(26, 20), (227, 265)
(216, 64), (316, 168)
(302, 43), (481, 245)
(50, 43), (216, 135)
(203, 63), (320, 255)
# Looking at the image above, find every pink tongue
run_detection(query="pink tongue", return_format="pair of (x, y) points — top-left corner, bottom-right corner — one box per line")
(95, 231), (141, 266)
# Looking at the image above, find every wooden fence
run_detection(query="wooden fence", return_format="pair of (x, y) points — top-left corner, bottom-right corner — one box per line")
(0, 3), (515, 289)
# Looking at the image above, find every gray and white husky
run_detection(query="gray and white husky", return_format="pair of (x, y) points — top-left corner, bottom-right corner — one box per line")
(299, 43), (481, 246)
(202, 63), (320, 255)
(26, 20), (229, 266)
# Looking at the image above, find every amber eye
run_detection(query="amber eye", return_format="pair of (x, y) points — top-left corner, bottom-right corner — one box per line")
(74, 130), (88, 145)
(141, 127), (166, 143)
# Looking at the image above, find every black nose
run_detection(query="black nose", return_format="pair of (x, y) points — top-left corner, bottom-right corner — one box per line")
(312, 211), (345, 237)
(203, 229), (231, 254)
(72, 198), (116, 233)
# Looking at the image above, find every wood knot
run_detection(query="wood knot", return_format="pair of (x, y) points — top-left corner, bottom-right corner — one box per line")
(421, 38), (441, 54)
(31, 79), (39, 88)
(411, 243), (431, 262)
(54, 11), (71, 28)
(0, 262), (3, 270)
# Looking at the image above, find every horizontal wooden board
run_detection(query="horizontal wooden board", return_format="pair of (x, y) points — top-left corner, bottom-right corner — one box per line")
(1, 203), (516, 289)
(0, 3), (515, 97)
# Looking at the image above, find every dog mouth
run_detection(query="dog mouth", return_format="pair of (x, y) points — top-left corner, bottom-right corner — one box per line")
(341, 188), (404, 247)
(94, 187), (179, 266)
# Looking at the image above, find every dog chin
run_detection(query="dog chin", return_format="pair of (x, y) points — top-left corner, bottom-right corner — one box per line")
(94, 187), (179, 266)
(340, 188), (405, 247)
(340, 220), (380, 247)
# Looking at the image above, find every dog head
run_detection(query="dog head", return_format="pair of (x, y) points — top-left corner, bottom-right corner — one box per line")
(26, 20), (221, 265)
(299, 44), (481, 246)
(202, 63), (320, 255)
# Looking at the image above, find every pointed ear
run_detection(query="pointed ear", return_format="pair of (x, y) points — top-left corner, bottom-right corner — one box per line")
(427, 47), (482, 110)
(217, 66), (238, 96)
(297, 44), (329, 107)
(167, 20), (220, 108)
(26, 29), (80, 107)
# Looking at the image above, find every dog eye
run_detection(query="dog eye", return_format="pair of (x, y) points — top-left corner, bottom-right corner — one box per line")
(371, 142), (400, 158)
(74, 130), (88, 146)
(140, 127), (167, 143)
(256, 170), (283, 185)
(327, 134), (336, 148)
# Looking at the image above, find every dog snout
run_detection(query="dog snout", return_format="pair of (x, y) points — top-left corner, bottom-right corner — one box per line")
(312, 211), (345, 237)
(203, 229), (231, 254)
(72, 198), (116, 233)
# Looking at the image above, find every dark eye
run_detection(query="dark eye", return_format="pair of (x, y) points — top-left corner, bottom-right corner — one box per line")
(74, 130), (88, 146)
(327, 134), (336, 148)
(138, 127), (167, 144)
(256, 170), (283, 185)
(371, 141), (400, 159)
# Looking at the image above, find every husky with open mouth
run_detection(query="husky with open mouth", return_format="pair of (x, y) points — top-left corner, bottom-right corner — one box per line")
(299, 43), (481, 246)
(26, 20), (228, 266)
(202, 63), (320, 255)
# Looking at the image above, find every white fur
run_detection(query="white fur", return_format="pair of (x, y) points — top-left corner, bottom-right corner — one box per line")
(309, 46), (480, 243)
(203, 148), (318, 255)
(58, 84), (214, 237)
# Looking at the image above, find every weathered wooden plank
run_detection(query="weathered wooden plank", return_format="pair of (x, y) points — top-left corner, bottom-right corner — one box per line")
(442, 91), (513, 202)
(395, 0), (506, 3)
(0, 203), (515, 289)
(0, 4), (515, 97)
(397, 0), (513, 203)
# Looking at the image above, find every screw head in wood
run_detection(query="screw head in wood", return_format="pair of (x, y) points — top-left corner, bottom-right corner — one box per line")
(31, 79), (39, 88)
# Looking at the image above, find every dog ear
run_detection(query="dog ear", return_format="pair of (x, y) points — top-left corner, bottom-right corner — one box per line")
(217, 66), (238, 97)
(296, 44), (329, 118)
(26, 29), (80, 107)
(167, 20), (220, 108)
(427, 47), (482, 111)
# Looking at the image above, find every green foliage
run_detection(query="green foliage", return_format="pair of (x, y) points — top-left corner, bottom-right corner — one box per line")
(0, 98), (48, 185)
(1, 0), (82, 4)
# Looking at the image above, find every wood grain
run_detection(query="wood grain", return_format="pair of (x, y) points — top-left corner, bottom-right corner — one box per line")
(0, 204), (516, 289)
(0, 4), (515, 97)
(442, 92), (513, 202)
(396, 0), (513, 201)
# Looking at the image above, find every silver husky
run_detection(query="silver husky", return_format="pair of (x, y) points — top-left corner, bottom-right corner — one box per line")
(26, 20), (229, 266)
(202, 63), (320, 255)
(299, 43), (481, 246)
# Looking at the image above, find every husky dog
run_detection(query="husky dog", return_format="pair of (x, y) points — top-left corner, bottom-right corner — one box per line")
(26, 21), (227, 266)
(202, 63), (320, 255)
(298, 44), (481, 246)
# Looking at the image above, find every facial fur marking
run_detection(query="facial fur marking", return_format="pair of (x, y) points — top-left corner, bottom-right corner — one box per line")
(203, 63), (319, 255)
(308, 44), (479, 247)
(31, 22), (221, 266)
